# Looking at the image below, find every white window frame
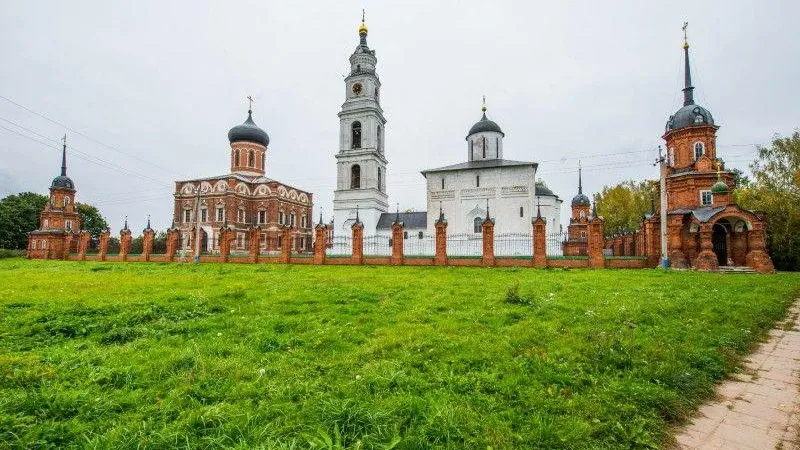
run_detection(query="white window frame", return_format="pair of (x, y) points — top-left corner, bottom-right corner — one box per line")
(238, 208), (246, 223)
(258, 210), (266, 224)
(201, 208), (208, 223)
(216, 206), (225, 222)
(65, 220), (72, 231)
(700, 190), (713, 206)
(694, 141), (705, 160)
(184, 209), (192, 223)
(279, 211), (285, 225)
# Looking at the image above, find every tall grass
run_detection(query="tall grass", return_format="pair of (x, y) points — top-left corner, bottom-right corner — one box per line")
(0, 260), (798, 449)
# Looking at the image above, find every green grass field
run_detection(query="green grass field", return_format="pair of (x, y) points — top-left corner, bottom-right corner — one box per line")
(1, 259), (799, 449)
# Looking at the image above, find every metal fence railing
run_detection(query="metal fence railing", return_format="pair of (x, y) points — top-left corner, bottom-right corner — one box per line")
(447, 233), (482, 257)
(327, 235), (352, 256)
(495, 232), (532, 257)
(364, 235), (391, 256)
(404, 232), (435, 256)
(546, 231), (567, 256)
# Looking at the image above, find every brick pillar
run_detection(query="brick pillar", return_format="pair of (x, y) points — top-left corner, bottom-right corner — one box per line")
(434, 217), (447, 265)
(98, 229), (110, 261)
(119, 229), (132, 262)
(78, 231), (90, 260)
(667, 215), (687, 268)
(391, 221), (404, 265)
(218, 227), (233, 263)
(166, 228), (180, 262)
(745, 222), (775, 273)
(248, 227), (261, 263)
(587, 217), (605, 268)
(62, 233), (74, 260)
(644, 219), (659, 267)
(694, 223), (719, 271)
(533, 217), (547, 267)
(351, 221), (364, 265)
(314, 224), (327, 265)
(481, 217), (495, 267)
(142, 228), (155, 262)
(279, 226), (292, 263)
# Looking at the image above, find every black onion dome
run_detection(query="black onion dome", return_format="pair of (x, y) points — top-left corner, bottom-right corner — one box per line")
(228, 110), (269, 147)
(571, 193), (590, 207)
(535, 182), (556, 197)
(51, 175), (74, 190)
(666, 104), (715, 132)
(467, 112), (504, 138)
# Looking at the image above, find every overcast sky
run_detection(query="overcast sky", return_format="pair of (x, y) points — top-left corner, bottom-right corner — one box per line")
(1, 1), (798, 233)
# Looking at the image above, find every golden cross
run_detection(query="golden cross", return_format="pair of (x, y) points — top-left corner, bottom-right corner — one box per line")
(247, 95), (254, 111)
(715, 160), (721, 173)
(482, 95), (487, 112)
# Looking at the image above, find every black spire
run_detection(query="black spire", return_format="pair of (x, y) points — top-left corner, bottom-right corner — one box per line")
(394, 203), (400, 224)
(682, 23), (695, 106)
(61, 135), (67, 177)
(123, 216), (129, 231)
(355, 205), (360, 224)
(591, 201), (598, 219)
(577, 160), (583, 195)
(318, 211), (323, 226)
(485, 199), (490, 222)
(146, 215), (151, 230)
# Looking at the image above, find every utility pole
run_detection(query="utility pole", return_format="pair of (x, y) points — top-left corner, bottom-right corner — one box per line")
(656, 145), (669, 269)
(194, 185), (201, 264)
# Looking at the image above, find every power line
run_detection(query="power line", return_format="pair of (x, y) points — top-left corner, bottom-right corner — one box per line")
(0, 94), (179, 176)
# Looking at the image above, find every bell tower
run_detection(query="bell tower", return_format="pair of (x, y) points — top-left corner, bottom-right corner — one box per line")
(333, 12), (388, 233)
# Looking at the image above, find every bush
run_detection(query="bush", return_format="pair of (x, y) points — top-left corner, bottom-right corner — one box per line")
(0, 249), (25, 259)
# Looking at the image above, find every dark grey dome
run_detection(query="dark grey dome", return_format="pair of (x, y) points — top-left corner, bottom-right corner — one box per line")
(571, 193), (590, 207)
(666, 104), (715, 132)
(228, 111), (269, 147)
(51, 175), (74, 190)
(467, 112), (504, 138)
(535, 182), (556, 197)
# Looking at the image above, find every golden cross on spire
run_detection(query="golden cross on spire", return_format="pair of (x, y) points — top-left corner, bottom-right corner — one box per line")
(247, 95), (254, 111)
(682, 22), (689, 48)
(715, 160), (721, 173)
(362, 8), (365, 23)
(481, 95), (487, 112)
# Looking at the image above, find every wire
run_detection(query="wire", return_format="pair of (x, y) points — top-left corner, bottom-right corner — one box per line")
(0, 94), (179, 176)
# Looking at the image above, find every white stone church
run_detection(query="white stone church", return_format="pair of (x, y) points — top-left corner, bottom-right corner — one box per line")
(333, 19), (562, 241)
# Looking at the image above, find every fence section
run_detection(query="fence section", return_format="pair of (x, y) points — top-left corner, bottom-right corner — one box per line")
(326, 235), (352, 256)
(495, 232), (532, 257)
(546, 231), (567, 256)
(447, 233), (482, 257)
(404, 232), (435, 256)
(363, 235), (391, 256)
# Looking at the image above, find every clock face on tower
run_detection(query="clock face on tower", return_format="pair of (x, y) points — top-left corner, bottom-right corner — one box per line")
(352, 83), (363, 95)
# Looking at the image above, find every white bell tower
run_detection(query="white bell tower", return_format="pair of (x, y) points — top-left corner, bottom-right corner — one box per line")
(333, 13), (388, 234)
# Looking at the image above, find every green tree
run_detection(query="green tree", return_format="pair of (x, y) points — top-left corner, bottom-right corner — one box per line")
(735, 131), (800, 271)
(75, 203), (109, 238)
(594, 180), (657, 236)
(0, 192), (48, 249)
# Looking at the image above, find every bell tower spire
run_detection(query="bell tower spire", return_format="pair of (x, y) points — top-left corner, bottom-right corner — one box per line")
(61, 134), (67, 177)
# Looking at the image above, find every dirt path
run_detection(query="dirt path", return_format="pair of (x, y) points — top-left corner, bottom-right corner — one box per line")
(675, 300), (800, 449)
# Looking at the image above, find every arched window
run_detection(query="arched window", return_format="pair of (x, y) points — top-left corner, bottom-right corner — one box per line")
(694, 141), (705, 160)
(441, 178), (444, 189)
(290, 213), (296, 227)
(234, 149), (240, 166)
(248, 150), (254, 167)
(377, 167), (382, 191)
(43, 219), (49, 228)
(351, 165), (361, 189)
(351, 121), (362, 148)
(476, 175), (480, 187)
(418, 231), (423, 239)
(474, 217), (482, 233)
(580, 210), (586, 219)
(238, 208), (246, 223)
(520, 206), (524, 217)
(482, 137), (486, 158)
(377, 125), (382, 151)
(63, 196), (70, 207)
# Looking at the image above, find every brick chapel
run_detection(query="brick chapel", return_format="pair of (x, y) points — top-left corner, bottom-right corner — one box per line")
(562, 163), (594, 256)
(172, 106), (313, 255)
(639, 32), (774, 272)
(27, 137), (82, 259)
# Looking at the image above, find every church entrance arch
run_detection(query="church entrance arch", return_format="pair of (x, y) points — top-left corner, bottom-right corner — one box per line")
(712, 223), (727, 266)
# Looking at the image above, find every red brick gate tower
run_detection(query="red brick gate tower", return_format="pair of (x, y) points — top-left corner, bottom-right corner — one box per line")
(650, 26), (774, 272)
(563, 163), (591, 256)
(27, 136), (81, 259)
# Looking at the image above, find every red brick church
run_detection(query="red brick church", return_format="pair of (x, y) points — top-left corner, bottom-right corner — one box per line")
(633, 32), (774, 272)
(171, 104), (314, 256)
(27, 137), (82, 259)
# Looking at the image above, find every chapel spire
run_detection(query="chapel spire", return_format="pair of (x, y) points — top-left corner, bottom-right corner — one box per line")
(358, 9), (368, 47)
(577, 160), (583, 195)
(61, 134), (67, 177)
(682, 22), (695, 107)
